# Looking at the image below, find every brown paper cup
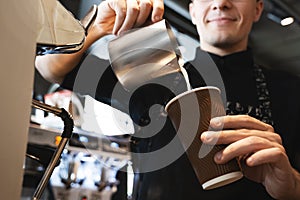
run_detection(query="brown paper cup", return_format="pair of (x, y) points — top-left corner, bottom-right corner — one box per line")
(165, 86), (243, 190)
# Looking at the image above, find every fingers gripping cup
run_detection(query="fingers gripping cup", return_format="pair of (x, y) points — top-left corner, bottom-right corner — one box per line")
(165, 86), (243, 190)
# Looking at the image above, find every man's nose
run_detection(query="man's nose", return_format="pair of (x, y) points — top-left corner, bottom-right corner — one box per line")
(211, 0), (233, 10)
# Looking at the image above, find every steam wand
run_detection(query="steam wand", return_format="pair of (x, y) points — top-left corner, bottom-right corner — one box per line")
(31, 99), (74, 200)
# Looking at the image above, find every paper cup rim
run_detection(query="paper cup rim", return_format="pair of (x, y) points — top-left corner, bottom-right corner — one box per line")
(165, 86), (221, 112)
(202, 171), (243, 190)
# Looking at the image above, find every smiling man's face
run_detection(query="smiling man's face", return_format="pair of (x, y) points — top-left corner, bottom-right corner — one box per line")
(189, 0), (263, 55)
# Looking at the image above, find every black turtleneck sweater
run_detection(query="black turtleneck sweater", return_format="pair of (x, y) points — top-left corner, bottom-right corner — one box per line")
(62, 47), (300, 200)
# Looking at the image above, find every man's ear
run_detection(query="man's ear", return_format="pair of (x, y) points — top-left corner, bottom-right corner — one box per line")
(189, 2), (197, 25)
(254, 0), (264, 22)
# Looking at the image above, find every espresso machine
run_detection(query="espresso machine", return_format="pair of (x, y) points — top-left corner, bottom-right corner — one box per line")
(21, 2), (133, 200)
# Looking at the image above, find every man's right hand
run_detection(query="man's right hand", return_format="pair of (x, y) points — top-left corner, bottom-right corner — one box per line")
(90, 0), (164, 39)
